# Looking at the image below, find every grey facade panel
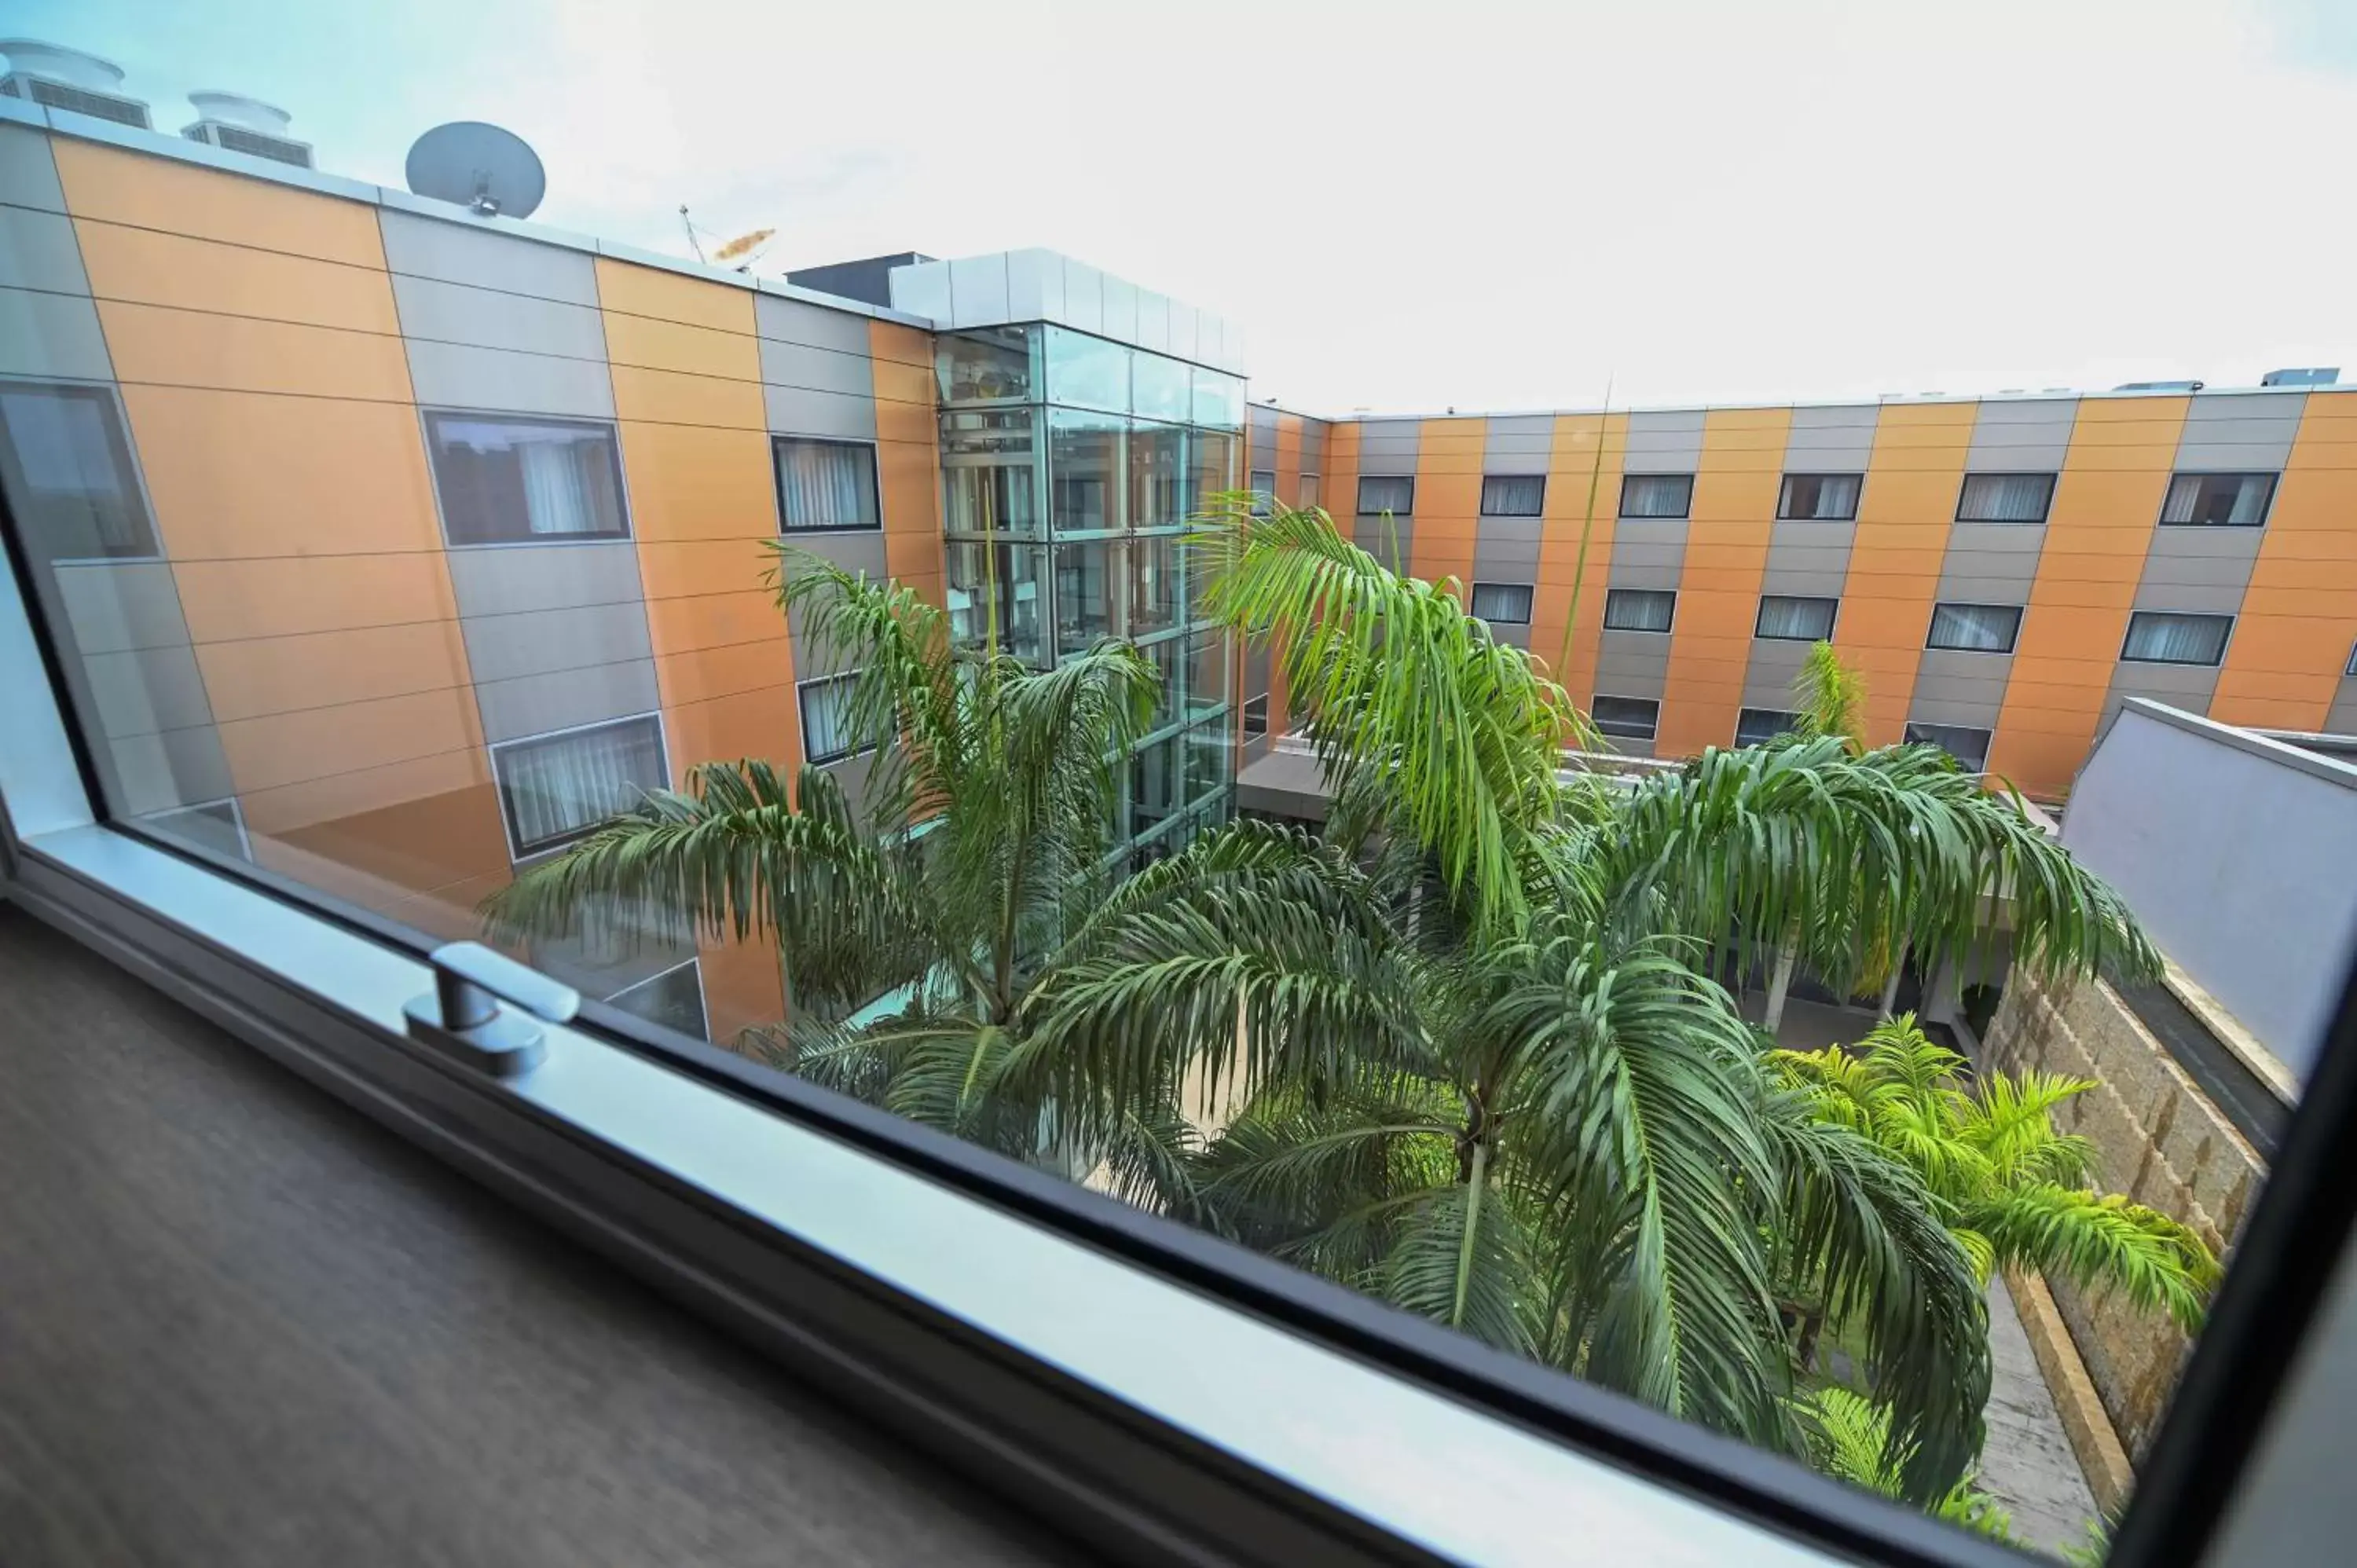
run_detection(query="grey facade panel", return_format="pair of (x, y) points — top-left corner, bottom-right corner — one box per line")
(390, 274), (607, 361)
(405, 340), (618, 420)
(2132, 520), (2263, 610)
(80, 645), (215, 738)
(2159, 441), (2301, 473)
(1742, 639), (1813, 708)
(2132, 581), (2251, 614)
(757, 336), (874, 398)
(104, 726), (234, 818)
(1783, 405), (1879, 467)
(1596, 630), (1673, 687)
(2176, 393), (2305, 471)
(458, 601), (656, 685)
(1607, 559), (1683, 591)
(1760, 566), (1851, 598)
(1966, 398), (2077, 472)
(1481, 443), (1552, 477)
(2102, 663), (2221, 731)
(1907, 694), (2006, 730)
(1297, 421), (1326, 471)
(1486, 413), (1555, 441)
(377, 209), (601, 306)
(1936, 520), (2048, 599)
(1353, 519), (1413, 573)
(50, 562), (192, 654)
(477, 660), (664, 745)
(446, 540), (647, 619)
(765, 384), (877, 440)
(1912, 650), (2015, 705)
(784, 534), (891, 670)
(1475, 517), (1546, 549)
(753, 293), (874, 357)
(1489, 621), (1534, 651)
(0, 207), (89, 294)
(0, 123), (67, 212)
(0, 286), (112, 379)
(1622, 408), (1704, 471)
(1355, 437), (1420, 476)
(1470, 540), (1541, 579)
(2326, 676), (2357, 735)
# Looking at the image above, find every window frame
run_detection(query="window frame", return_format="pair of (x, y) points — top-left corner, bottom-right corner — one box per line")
(1602, 588), (1677, 635)
(1479, 474), (1547, 518)
(489, 711), (671, 861)
(1355, 474), (1415, 516)
(1590, 694), (1660, 742)
(1734, 706), (1802, 747)
(772, 434), (885, 535)
(1468, 581), (1535, 625)
(1298, 473), (1321, 510)
(1952, 471), (2056, 525)
(1618, 472), (1694, 520)
(1753, 595), (1839, 643)
(1901, 720), (1994, 772)
(796, 669), (874, 766)
(2158, 471), (2278, 529)
(2121, 610), (2237, 667)
(420, 407), (634, 548)
(0, 377), (165, 563)
(1775, 472), (1863, 522)
(1923, 602), (2025, 654)
(1248, 468), (1277, 517)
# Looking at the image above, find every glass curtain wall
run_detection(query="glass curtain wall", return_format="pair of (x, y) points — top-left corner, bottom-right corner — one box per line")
(936, 324), (1243, 857)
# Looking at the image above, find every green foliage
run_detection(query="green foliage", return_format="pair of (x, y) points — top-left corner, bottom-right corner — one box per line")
(1794, 639), (1868, 754)
(1802, 1387), (2017, 1544)
(1775, 1016), (2220, 1331)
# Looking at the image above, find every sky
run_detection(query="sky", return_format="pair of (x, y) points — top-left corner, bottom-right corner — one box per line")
(17, 0), (2357, 416)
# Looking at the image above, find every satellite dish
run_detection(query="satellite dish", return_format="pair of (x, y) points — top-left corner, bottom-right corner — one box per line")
(405, 121), (545, 219)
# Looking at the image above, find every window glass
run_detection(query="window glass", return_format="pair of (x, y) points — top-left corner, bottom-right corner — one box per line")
(1242, 692), (1270, 737)
(1904, 721), (1994, 771)
(1129, 731), (1181, 838)
(1045, 326), (1131, 415)
(1131, 533), (1182, 639)
(1479, 474), (1545, 516)
(493, 715), (667, 857)
(1590, 694), (1659, 741)
(1603, 588), (1676, 632)
(945, 540), (1047, 664)
(936, 324), (1039, 405)
(1619, 474), (1692, 518)
(1468, 582), (1534, 624)
(1776, 473), (1861, 521)
(2161, 471), (2275, 526)
(1357, 475), (1415, 515)
(424, 412), (629, 545)
(0, 383), (156, 560)
(1132, 352), (1193, 423)
(1755, 595), (1838, 641)
(1054, 540), (1124, 655)
(1735, 707), (1801, 746)
(1926, 603), (2024, 652)
(1299, 473), (1321, 510)
(942, 409), (1044, 537)
(609, 959), (710, 1041)
(1188, 430), (1235, 515)
(1185, 627), (1229, 720)
(1049, 408), (1124, 534)
(1183, 719), (1233, 805)
(798, 672), (865, 764)
(775, 438), (881, 532)
(1248, 469), (1276, 515)
(1190, 368), (1244, 429)
(1956, 471), (2056, 523)
(2122, 610), (2234, 665)
(1128, 420), (1187, 529)
(1142, 634), (1184, 729)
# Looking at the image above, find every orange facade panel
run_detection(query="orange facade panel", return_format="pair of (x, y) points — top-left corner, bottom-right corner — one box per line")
(1530, 413), (1621, 703)
(97, 300), (415, 404)
(1658, 407), (1787, 754)
(592, 256), (756, 334)
(74, 218), (401, 335)
(2212, 398), (2357, 731)
(1836, 402), (1972, 746)
(601, 310), (762, 382)
(53, 138), (387, 268)
(1411, 418), (1484, 588)
(192, 621), (475, 724)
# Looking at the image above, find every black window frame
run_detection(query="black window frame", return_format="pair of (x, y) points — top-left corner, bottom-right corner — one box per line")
(1602, 588), (1677, 634)
(1468, 581), (1535, 625)
(773, 434), (885, 534)
(0, 378), (162, 562)
(2159, 471), (2278, 529)
(1618, 473), (1693, 519)
(1590, 694), (1659, 742)
(2121, 610), (2237, 667)
(1952, 471), (2057, 524)
(1355, 474), (1415, 516)
(797, 669), (874, 765)
(1248, 468), (1277, 517)
(490, 712), (669, 859)
(1479, 474), (1547, 517)
(421, 408), (633, 548)
(1734, 706), (1802, 746)
(1241, 692), (1270, 738)
(1775, 471), (1864, 522)
(1754, 595), (1840, 643)
(1902, 720), (1993, 772)
(1924, 602), (2025, 654)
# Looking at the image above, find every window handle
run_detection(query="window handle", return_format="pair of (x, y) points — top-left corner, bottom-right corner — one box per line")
(403, 942), (579, 1078)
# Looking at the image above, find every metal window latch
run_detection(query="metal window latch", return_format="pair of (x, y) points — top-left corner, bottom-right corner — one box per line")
(403, 942), (580, 1078)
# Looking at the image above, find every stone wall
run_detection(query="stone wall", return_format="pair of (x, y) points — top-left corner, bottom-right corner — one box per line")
(1981, 969), (2267, 1462)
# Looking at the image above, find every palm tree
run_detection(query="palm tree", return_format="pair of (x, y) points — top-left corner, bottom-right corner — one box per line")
(1802, 1386), (2018, 1543)
(1775, 1014), (2220, 1332)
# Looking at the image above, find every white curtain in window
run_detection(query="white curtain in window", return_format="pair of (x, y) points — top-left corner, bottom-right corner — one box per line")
(1620, 474), (1692, 518)
(2123, 612), (2233, 665)
(504, 720), (664, 851)
(2161, 473), (2271, 526)
(1928, 603), (2022, 651)
(779, 439), (878, 529)
(1469, 583), (1534, 623)
(1798, 474), (1861, 518)
(1299, 474), (1321, 509)
(1358, 475), (1414, 515)
(801, 676), (859, 762)
(1958, 473), (2053, 522)
(1756, 596), (1837, 640)
(1481, 474), (1545, 516)
(519, 438), (595, 535)
(1603, 589), (1676, 632)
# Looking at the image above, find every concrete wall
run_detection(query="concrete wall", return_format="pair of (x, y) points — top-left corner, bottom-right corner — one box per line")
(2062, 701), (2357, 1081)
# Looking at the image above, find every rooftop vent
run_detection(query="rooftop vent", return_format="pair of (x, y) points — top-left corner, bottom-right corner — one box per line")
(181, 91), (311, 168)
(2114, 379), (2205, 392)
(0, 39), (149, 129)
(2260, 367), (2340, 388)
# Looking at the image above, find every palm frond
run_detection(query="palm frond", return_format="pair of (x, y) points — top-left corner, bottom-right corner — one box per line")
(1974, 1184), (2219, 1332)
(1380, 1172), (1541, 1357)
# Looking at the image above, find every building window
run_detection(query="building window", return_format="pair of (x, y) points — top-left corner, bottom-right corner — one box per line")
(1776, 473), (1861, 521)
(1955, 471), (2055, 524)
(1591, 694), (1659, 742)
(1242, 693), (1270, 738)
(1479, 474), (1545, 516)
(1904, 721), (1994, 772)
(2161, 471), (2275, 527)
(1926, 602), (2023, 652)
(609, 958), (710, 1042)
(1618, 474), (1693, 518)
(1468, 582), (1534, 624)
(1754, 595), (1838, 642)
(0, 382), (158, 560)
(493, 714), (667, 858)
(1357, 475), (1414, 515)
(424, 412), (629, 546)
(1248, 469), (1277, 516)
(798, 672), (869, 764)
(1735, 707), (1802, 747)
(1299, 473), (1321, 509)
(2121, 610), (2234, 666)
(1602, 588), (1676, 633)
(775, 437), (882, 532)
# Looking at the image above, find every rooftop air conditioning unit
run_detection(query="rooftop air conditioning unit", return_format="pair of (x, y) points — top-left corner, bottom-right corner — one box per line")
(2260, 367), (2340, 388)
(0, 38), (150, 129)
(181, 90), (311, 168)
